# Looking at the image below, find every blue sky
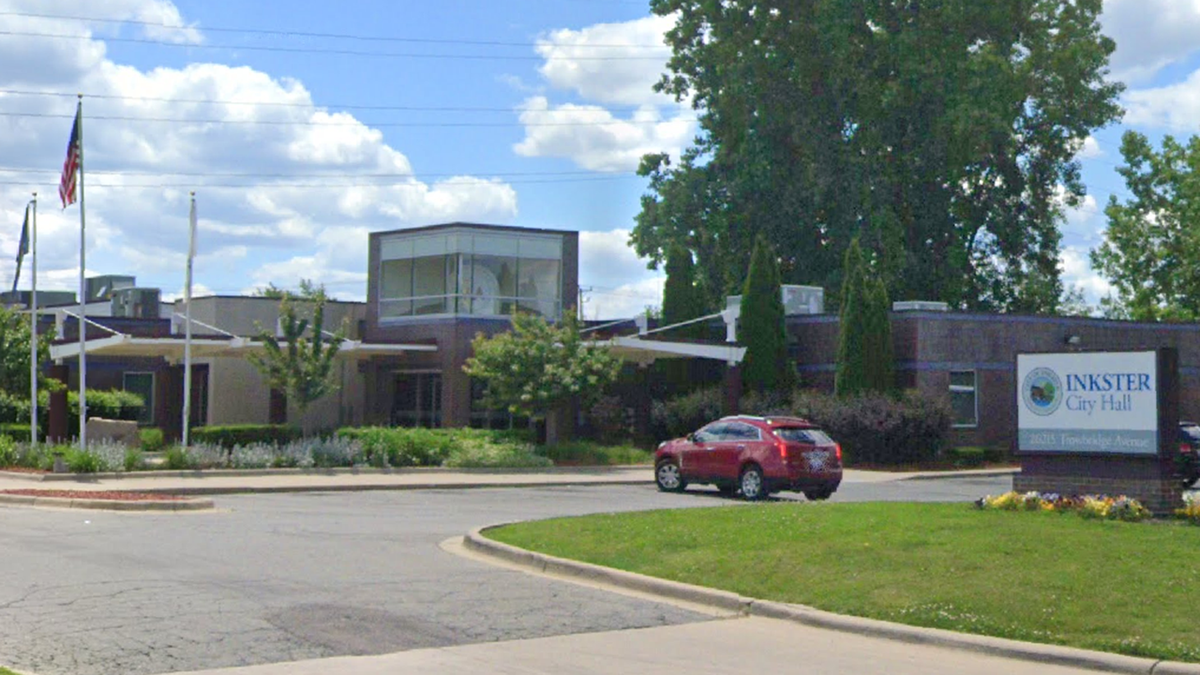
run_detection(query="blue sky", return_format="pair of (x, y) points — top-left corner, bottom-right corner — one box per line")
(1, 0), (1200, 318)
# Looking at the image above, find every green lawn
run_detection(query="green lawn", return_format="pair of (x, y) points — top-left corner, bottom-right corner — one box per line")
(1, 667), (21, 675)
(488, 502), (1200, 662)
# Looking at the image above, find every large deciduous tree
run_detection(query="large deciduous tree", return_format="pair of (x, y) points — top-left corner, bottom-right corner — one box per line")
(632, 0), (1123, 313)
(1091, 131), (1200, 322)
(740, 235), (794, 393)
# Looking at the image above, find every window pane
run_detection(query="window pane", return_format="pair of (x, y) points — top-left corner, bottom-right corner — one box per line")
(470, 254), (517, 314)
(518, 236), (562, 259)
(412, 255), (448, 297)
(380, 299), (412, 318)
(380, 259), (412, 300)
(517, 258), (560, 318)
(951, 391), (976, 426)
(950, 371), (975, 388)
(123, 373), (154, 425)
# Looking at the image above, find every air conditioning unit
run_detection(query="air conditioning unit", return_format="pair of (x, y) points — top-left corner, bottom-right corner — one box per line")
(86, 275), (136, 302)
(893, 300), (950, 312)
(782, 285), (824, 315)
(726, 285), (827, 316)
(111, 288), (161, 319)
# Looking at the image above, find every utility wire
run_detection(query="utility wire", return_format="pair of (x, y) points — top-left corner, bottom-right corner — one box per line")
(0, 110), (695, 127)
(0, 29), (668, 61)
(0, 10), (667, 50)
(0, 165), (633, 179)
(0, 88), (675, 114)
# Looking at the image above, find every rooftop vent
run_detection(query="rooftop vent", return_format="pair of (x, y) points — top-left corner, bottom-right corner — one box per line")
(726, 285), (826, 316)
(893, 300), (949, 312)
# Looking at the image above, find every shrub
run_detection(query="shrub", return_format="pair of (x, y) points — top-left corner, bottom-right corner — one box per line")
(163, 443), (227, 470)
(0, 435), (16, 467)
(789, 389), (951, 465)
(191, 425), (302, 448)
(651, 386), (725, 441)
(124, 447), (144, 472)
(229, 443), (275, 469)
(538, 441), (652, 466)
(444, 438), (551, 468)
(0, 422), (31, 443)
(64, 447), (104, 473)
(310, 436), (362, 468)
(945, 446), (987, 467)
(140, 428), (165, 452)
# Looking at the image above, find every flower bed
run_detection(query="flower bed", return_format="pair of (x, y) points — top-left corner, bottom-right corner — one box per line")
(0, 489), (187, 501)
(976, 491), (1152, 522)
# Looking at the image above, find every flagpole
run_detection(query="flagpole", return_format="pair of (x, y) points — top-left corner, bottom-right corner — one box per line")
(182, 192), (195, 448)
(76, 95), (87, 450)
(30, 193), (37, 446)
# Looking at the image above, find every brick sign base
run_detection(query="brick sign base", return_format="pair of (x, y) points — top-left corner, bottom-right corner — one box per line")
(1014, 455), (1182, 515)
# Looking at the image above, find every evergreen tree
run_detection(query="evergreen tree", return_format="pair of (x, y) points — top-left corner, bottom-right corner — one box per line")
(658, 243), (707, 392)
(836, 239), (869, 397)
(739, 235), (794, 393)
(863, 278), (895, 394)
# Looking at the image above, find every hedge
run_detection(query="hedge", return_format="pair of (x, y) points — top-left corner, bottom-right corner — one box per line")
(651, 388), (952, 466)
(190, 424), (302, 448)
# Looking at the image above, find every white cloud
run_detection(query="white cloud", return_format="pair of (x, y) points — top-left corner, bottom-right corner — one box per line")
(1102, 0), (1200, 84)
(535, 14), (676, 107)
(583, 276), (665, 321)
(1078, 136), (1103, 160)
(578, 228), (663, 319)
(1060, 246), (1112, 305)
(513, 96), (693, 172)
(1123, 68), (1200, 131)
(0, 1), (519, 298)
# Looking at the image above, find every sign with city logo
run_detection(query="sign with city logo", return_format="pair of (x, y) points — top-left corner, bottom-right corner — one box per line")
(1017, 351), (1160, 455)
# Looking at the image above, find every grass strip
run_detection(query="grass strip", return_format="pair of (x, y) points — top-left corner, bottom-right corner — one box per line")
(488, 502), (1200, 663)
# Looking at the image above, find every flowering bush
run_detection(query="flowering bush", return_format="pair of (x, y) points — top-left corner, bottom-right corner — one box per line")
(1176, 493), (1200, 525)
(976, 491), (1151, 522)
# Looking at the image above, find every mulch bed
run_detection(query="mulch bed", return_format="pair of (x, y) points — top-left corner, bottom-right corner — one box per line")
(0, 467), (50, 474)
(0, 489), (186, 501)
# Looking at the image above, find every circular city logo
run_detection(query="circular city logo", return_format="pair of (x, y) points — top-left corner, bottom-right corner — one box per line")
(1022, 367), (1063, 416)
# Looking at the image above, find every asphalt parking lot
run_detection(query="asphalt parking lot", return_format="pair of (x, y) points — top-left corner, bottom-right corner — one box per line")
(0, 476), (1012, 675)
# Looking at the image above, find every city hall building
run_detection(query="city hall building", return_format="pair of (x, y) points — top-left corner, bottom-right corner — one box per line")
(20, 220), (1200, 451)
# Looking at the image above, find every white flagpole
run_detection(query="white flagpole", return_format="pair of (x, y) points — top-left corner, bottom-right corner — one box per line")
(182, 192), (195, 447)
(29, 193), (37, 446)
(76, 95), (87, 450)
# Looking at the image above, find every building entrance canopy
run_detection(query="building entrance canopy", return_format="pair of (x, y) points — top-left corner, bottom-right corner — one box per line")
(49, 333), (436, 362)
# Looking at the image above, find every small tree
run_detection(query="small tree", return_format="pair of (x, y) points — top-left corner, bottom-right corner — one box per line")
(0, 303), (52, 396)
(739, 235), (794, 393)
(464, 313), (622, 443)
(836, 239), (869, 397)
(863, 277), (895, 394)
(247, 284), (345, 432)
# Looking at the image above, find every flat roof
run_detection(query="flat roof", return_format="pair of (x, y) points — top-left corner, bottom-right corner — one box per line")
(369, 222), (578, 239)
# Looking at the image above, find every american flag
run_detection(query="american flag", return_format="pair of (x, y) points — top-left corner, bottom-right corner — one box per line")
(59, 103), (81, 208)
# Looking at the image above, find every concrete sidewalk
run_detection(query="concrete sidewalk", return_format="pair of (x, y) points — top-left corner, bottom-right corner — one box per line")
(162, 616), (1147, 675)
(0, 466), (1016, 495)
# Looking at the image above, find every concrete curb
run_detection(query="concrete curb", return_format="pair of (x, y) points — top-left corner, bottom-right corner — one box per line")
(81, 479), (651, 497)
(0, 465), (652, 482)
(0, 493), (215, 512)
(900, 468), (1019, 481)
(464, 526), (1200, 675)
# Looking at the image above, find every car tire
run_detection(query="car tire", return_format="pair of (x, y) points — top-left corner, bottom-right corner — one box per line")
(655, 459), (687, 492)
(803, 487), (834, 501)
(739, 464), (766, 501)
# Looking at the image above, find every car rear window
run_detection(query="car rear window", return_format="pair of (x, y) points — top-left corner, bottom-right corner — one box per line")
(774, 427), (834, 445)
(1181, 425), (1200, 442)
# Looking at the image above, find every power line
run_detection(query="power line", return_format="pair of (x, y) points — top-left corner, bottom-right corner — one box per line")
(0, 175), (638, 188)
(0, 111), (696, 127)
(0, 165), (634, 179)
(0, 88), (672, 114)
(0, 29), (668, 61)
(0, 10), (667, 50)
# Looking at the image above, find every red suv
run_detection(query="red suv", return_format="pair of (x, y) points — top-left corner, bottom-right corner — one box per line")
(654, 415), (843, 501)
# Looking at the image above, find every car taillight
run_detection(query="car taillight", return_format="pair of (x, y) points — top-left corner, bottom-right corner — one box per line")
(835, 443), (842, 463)
(1182, 443), (1194, 455)
(776, 439), (788, 460)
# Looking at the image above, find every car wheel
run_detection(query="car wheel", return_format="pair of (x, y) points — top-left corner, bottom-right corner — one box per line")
(803, 487), (834, 501)
(655, 460), (687, 492)
(739, 464), (766, 501)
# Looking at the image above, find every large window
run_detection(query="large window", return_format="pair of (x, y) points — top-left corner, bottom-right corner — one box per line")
(949, 371), (977, 428)
(378, 229), (563, 320)
(123, 372), (154, 425)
